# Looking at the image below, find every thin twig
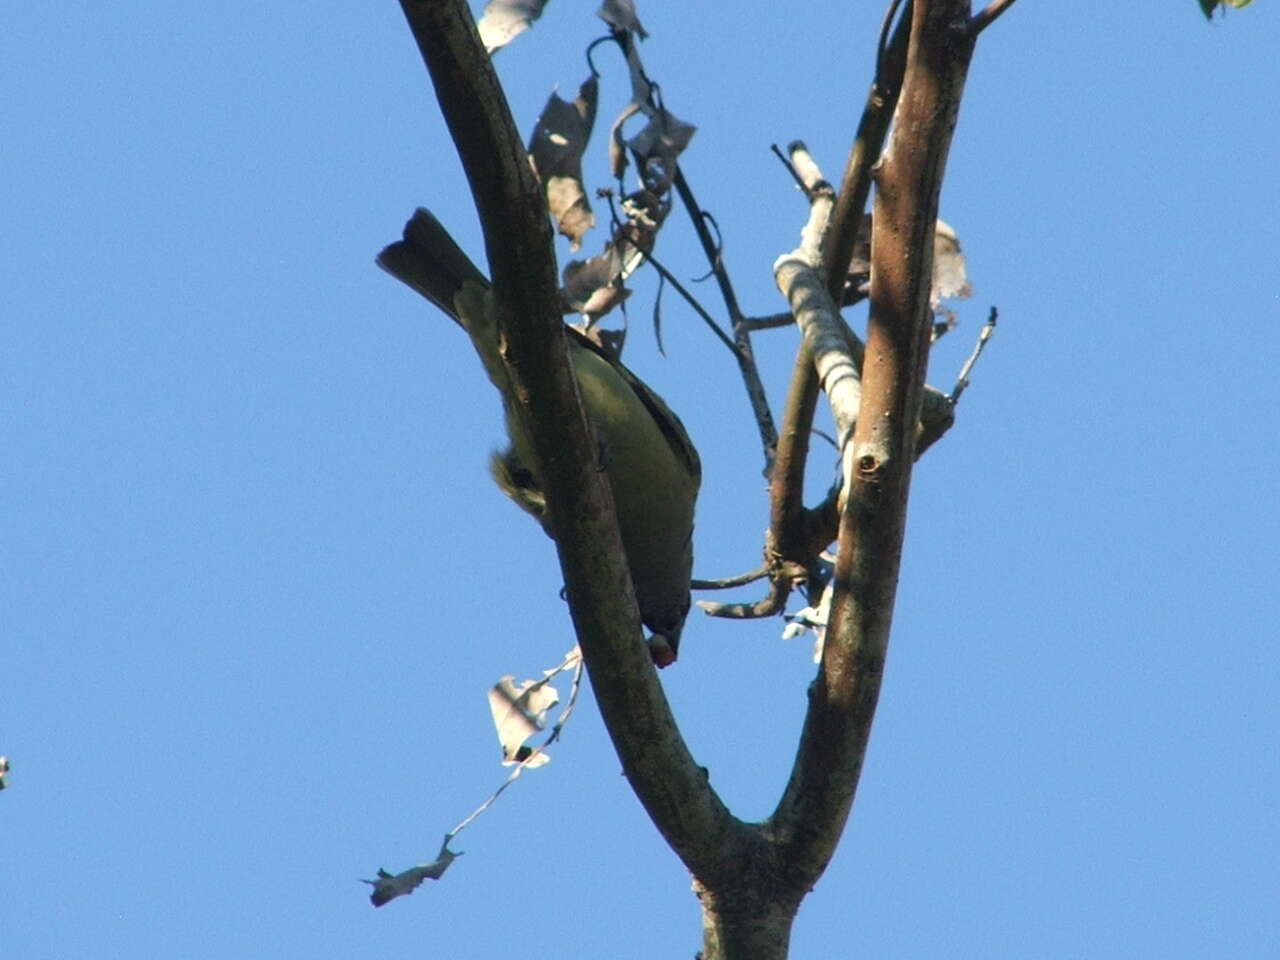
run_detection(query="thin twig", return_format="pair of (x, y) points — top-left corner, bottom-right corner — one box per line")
(672, 168), (743, 322)
(948, 307), (997, 404)
(691, 564), (770, 591)
(697, 580), (789, 619)
(786, 141), (834, 201)
(770, 143), (810, 197)
(641, 250), (737, 354)
(788, 142), (836, 268)
(674, 166), (778, 471)
(970, 0), (1020, 35)
(776, 243), (859, 463)
(739, 312), (797, 333)
(811, 428), (838, 451)
(874, 0), (907, 77)
(444, 650), (585, 844)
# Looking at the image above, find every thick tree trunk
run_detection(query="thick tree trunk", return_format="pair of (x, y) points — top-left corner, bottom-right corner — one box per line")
(697, 881), (799, 960)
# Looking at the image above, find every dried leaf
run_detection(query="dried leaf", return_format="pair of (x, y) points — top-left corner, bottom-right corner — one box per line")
(626, 111), (695, 162)
(477, 0), (549, 54)
(561, 190), (666, 325)
(529, 76), (599, 250)
(487, 675), (560, 766)
(363, 851), (459, 907)
(564, 254), (632, 325)
(597, 0), (649, 38)
(626, 109), (696, 194)
(563, 251), (621, 311)
(842, 215), (972, 310)
(608, 101), (643, 180)
(930, 219), (972, 307)
(782, 581), (833, 664)
(616, 190), (666, 276)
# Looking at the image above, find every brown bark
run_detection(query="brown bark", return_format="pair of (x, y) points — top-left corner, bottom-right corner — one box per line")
(396, 0), (744, 884)
(767, 0), (976, 897)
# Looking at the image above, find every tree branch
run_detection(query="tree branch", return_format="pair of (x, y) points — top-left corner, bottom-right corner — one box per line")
(768, 0), (977, 891)
(672, 167), (779, 473)
(766, 1), (913, 602)
(396, 0), (742, 880)
(970, 0), (1020, 35)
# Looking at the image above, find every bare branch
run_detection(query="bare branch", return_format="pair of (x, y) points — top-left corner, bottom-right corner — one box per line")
(774, 257), (861, 467)
(948, 306), (998, 404)
(691, 564), (770, 591)
(712, 144), (840, 623)
(825, 0), (913, 305)
(784, 141), (833, 199)
(766, 0), (913, 603)
(697, 580), (790, 619)
(769, 0), (978, 892)
(739, 311), (796, 333)
(970, 0), (1020, 35)
(769, 142), (810, 197)
(395, 0), (741, 882)
(672, 167), (744, 322)
(673, 167), (779, 472)
(639, 248), (737, 354)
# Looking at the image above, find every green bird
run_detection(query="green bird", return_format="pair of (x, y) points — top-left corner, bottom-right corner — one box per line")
(378, 209), (700, 665)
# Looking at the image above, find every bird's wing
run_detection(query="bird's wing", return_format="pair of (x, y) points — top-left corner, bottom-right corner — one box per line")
(379, 207), (699, 484)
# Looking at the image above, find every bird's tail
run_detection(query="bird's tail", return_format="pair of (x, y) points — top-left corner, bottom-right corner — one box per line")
(379, 208), (511, 390)
(376, 208), (489, 324)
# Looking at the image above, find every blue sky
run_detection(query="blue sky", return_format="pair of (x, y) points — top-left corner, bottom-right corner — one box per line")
(4, 2), (1278, 957)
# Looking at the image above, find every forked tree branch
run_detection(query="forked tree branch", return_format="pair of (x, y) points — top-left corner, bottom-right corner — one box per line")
(396, 1), (1006, 954)
(767, 0), (978, 889)
(395, 0), (741, 880)
(765, 2), (913, 603)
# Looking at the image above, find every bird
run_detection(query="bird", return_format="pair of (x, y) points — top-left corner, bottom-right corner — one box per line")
(377, 208), (700, 665)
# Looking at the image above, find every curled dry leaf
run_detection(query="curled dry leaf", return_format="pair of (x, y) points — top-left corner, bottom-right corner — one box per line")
(363, 850), (460, 907)
(597, 0), (649, 38)
(626, 110), (696, 195)
(487, 675), (560, 767)
(608, 101), (643, 180)
(843, 215), (972, 311)
(930, 220), (972, 306)
(563, 250), (626, 323)
(561, 190), (666, 326)
(477, 0), (549, 54)
(529, 76), (599, 251)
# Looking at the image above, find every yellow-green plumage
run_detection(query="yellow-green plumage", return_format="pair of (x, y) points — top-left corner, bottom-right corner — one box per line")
(377, 209), (700, 664)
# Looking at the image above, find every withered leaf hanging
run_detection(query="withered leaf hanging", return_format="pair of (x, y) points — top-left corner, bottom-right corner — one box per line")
(528, 76), (600, 251)
(477, 0), (550, 54)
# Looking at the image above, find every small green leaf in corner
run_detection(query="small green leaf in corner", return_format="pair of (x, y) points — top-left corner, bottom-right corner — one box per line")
(1200, 0), (1255, 18)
